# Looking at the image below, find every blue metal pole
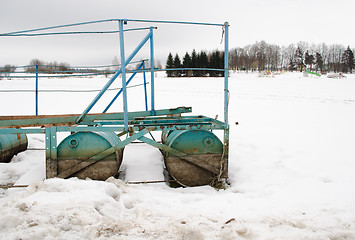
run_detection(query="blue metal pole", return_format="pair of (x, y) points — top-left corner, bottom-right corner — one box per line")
(142, 61), (148, 111)
(223, 21), (230, 180)
(118, 20), (129, 131)
(149, 27), (155, 113)
(35, 64), (39, 115)
(224, 22), (229, 129)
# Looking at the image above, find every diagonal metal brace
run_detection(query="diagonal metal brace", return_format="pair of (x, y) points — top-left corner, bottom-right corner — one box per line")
(57, 127), (156, 179)
(139, 136), (220, 175)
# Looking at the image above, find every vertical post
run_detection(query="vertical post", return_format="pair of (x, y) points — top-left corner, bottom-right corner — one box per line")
(119, 20), (129, 131)
(45, 127), (58, 178)
(224, 22), (229, 127)
(142, 61), (148, 111)
(35, 64), (39, 115)
(149, 27), (155, 114)
(222, 22), (230, 180)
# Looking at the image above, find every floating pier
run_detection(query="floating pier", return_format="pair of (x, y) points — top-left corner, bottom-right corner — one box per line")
(0, 19), (230, 187)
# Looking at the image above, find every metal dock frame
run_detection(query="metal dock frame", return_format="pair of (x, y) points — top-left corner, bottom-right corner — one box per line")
(0, 19), (230, 186)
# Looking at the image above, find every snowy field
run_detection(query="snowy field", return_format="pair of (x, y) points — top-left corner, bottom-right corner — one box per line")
(0, 72), (355, 239)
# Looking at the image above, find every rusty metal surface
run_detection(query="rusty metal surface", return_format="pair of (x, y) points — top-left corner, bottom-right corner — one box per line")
(160, 130), (225, 187)
(54, 131), (124, 180)
(164, 153), (223, 187)
(0, 134), (28, 162)
(0, 107), (192, 128)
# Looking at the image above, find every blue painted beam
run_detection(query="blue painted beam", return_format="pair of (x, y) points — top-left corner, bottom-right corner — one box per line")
(149, 27), (155, 113)
(124, 19), (224, 27)
(1, 19), (117, 36)
(119, 20), (128, 131)
(1, 27), (154, 37)
(35, 64), (39, 115)
(224, 22), (229, 128)
(142, 61), (148, 111)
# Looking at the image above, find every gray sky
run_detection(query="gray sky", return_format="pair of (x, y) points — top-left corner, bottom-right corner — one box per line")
(1, 0), (354, 66)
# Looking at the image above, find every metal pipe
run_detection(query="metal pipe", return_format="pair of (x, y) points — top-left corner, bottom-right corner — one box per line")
(224, 22), (229, 128)
(1, 19), (117, 36)
(150, 27), (155, 113)
(35, 64), (39, 115)
(0, 19), (224, 37)
(118, 20), (129, 131)
(142, 61), (148, 111)
(124, 19), (224, 26)
(1, 27), (154, 37)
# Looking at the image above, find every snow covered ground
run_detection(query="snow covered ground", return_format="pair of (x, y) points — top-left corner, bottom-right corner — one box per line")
(0, 72), (355, 239)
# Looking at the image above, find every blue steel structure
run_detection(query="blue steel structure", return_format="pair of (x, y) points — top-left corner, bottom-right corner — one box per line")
(0, 19), (230, 186)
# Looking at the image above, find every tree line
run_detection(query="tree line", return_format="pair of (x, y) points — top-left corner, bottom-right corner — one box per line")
(165, 49), (224, 77)
(25, 59), (71, 73)
(229, 41), (355, 73)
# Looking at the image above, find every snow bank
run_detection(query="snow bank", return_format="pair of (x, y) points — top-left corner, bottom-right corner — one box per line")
(1, 72), (355, 239)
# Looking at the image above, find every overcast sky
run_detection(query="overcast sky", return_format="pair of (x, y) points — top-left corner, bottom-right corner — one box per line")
(1, 0), (354, 66)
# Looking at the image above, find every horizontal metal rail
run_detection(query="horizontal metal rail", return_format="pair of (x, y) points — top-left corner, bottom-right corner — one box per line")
(0, 83), (148, 93)
(0, 59), (147, 70)
(0, 19), (118, 36)
(124, 19), (225, 26)
(1, 27), (156, 37)
(0, 19), (224, 36)
(0, 67), (225, 79)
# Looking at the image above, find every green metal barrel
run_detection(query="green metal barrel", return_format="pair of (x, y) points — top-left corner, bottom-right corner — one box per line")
(162, 130), (223, 187)
(57, 132), (124, 180)
(0, 134), (28, 163)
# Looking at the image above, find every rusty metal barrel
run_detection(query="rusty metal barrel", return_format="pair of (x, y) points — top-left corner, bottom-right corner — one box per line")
(162, 130), (223, 187)
(57, 132), (124, 180)
(0, 134), (28, 163)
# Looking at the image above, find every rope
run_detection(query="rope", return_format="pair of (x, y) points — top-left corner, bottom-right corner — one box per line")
(220, 25), (225, 44)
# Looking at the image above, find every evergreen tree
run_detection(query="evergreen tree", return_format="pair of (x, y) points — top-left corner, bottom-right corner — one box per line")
(209, 50), (222, 77)
(304, 50), (315, 70)
(191, 49), (198, 77)
(165, 52), (174, 77)
(341, 46), (354, 73)
(195, 52), (201, 77)
(315, 52), (324, 71)
(173, 54), (182, 77)
(199, 51), (209, 77)
(182, 52), (192, 77)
